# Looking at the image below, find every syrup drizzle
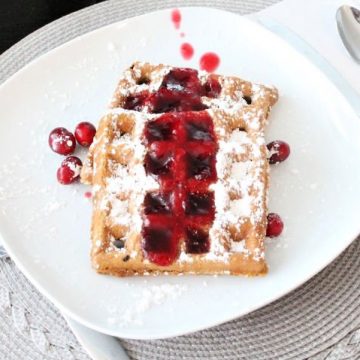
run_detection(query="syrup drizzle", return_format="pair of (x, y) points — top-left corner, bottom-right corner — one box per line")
(171, 9), (181, 29)
(142, 111), (218, 266)
(170, 9), (221, 71)
(180, 43), (194, 60)
(124, 68), (219, 113)
(137, 69), (221, 266)
(200, 53), (220, 73)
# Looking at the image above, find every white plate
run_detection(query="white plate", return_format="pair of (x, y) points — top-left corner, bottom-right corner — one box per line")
(1, 7), (360, 340)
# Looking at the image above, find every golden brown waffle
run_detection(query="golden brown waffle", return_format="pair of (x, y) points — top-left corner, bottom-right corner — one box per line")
(82, 61), (278, 184)
(81, 62), (278, 276)
(110, 61), (277, 115)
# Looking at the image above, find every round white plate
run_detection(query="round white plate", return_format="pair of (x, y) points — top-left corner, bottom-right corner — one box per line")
(1, 7), (360, 340)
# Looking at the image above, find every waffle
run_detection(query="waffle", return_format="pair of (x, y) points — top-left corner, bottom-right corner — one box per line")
(81, 62), (277, 184)
(81, 62), (278, 276)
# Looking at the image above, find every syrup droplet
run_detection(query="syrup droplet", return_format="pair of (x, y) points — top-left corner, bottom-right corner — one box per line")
(171, 9), (181, 29)
(84, 191), (92, 199)
(199, 52), (220, 72)
(180, 43), (194, 60)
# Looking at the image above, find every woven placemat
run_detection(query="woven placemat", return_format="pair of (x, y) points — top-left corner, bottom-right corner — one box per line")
(1, 0), (360, 359)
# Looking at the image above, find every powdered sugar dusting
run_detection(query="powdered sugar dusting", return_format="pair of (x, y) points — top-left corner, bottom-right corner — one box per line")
(231, 240), (247, 253)
(94, 109), (159, 250)
(209, 112), (267, 260)
(0, 148), (79, 249)
(114, 62), (171, 101)
(105, 284), (187, 326)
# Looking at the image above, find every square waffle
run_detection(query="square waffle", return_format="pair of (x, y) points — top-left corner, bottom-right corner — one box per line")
(81, 62), (278, 276)
(82, 62), (277, 184)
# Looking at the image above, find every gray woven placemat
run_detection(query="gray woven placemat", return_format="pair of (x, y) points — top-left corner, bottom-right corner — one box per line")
(1, 0), (360, 359)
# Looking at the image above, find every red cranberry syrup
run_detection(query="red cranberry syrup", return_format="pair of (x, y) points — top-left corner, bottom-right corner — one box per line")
(142, 111), (218, 266)
(84, 191), (92, 199)
(134, 68), (221, 266)
(123, 68), (220, 113)
(170, 9), (220, 71)
(180, 43), (194, 60)
(200, 53), (220, 73)
(171, 9), (181, 29)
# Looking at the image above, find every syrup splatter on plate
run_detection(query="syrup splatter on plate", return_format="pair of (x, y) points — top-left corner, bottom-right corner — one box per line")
(171, 8), (221, 70)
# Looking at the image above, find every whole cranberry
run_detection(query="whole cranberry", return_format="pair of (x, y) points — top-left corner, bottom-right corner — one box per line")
(266, 213), (284, 237)
(74, 122), (96, 147)
(49, 127), (76, 155)
(267, 140), (290, 164)
(57, 156), (82, 185)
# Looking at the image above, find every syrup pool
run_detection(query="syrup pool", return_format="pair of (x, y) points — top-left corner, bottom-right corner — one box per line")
(142, 112), (218, 266)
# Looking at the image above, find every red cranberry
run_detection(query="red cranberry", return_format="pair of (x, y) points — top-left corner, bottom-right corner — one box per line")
(49, 127), (76, 155)
(74, 122), (96, 147)
(266, 213), (284, 237)
(267, 140), (290, 164)
(57, 156), (82, 185)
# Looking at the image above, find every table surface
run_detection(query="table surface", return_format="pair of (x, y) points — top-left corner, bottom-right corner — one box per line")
(0, 0), (104, 54)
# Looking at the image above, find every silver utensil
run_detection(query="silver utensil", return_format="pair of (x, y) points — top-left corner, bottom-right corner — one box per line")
(0, 241), (128, 359)
(0, 245), (8, 259)
(336, 5), (360, 63)
(66, 317), (130, 360)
